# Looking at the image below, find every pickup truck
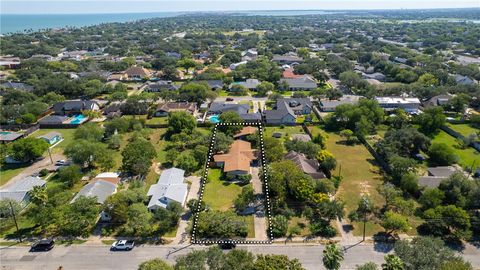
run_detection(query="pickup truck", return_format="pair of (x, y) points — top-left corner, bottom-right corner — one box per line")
(111, 240), (135, 251)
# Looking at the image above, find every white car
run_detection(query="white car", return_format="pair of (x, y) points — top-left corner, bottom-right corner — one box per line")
(111, 240), (135, 251)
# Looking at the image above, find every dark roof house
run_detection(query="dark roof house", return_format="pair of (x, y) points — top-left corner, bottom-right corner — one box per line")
(0, 82), (34, 92)
(284, 151), (325, 179)
(279, 76), (317, 90)
(208, 102), (261, 121)
(272, 54), (304, 64)
(264, 100), (296, 125)
(155, 102), (197, 117)
(53, 100), (100, 115)
(145, 81), (179, 92)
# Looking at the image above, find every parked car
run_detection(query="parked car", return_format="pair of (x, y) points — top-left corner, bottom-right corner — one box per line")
(219, 241), (236, 249)
(226, 97), (234, 101)
(111, 240), (135, 251)
(30, 239), (55, 252)
(55, 160), (68, 166)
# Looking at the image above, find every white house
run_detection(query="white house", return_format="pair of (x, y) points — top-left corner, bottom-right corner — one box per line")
(147, 168), (188, 211)
(375, 96), (421, 113)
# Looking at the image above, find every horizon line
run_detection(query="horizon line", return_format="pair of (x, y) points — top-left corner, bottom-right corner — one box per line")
(2, 7), (479, 15)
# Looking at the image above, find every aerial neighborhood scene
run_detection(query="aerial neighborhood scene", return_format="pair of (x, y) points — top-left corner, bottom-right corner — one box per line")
(1, 1), (480, 269)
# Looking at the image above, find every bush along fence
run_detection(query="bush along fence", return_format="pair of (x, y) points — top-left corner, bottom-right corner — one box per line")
(441, 125), (480, 152)
(357, 135), (392, 174)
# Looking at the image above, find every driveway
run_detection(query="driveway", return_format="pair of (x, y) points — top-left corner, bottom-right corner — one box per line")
(171, 176), (201, 244)
(250, 167), (268, 241)
(1, 152), (65, 189)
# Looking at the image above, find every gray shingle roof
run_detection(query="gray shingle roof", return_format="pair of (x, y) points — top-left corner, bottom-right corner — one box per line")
(209, 102), (249, 115)
(280, 76), (317, 89)
(72, 180), (117, 204)
(53, 100), (99, 114)
(39, 115), (69, 124)
(0, 132), (23, 142)
(284, 151), (325, 179)
(0, 82), (34, 92)
(418, 176), (446, 188)
(427, 166), (457, 177)
(0, 176), (46, 203)
(37, 131), (61, 141)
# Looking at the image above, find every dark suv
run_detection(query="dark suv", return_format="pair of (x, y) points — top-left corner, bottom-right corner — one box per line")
(30, 239), (55, 252)
(219, 241), (236, 249)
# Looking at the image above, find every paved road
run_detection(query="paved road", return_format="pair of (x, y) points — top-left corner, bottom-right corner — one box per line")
(2, 243), (478, 270)
(1, 153), (65, 189)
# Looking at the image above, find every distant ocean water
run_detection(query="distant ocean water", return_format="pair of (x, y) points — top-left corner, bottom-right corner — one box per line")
(0, 10), (334, 35)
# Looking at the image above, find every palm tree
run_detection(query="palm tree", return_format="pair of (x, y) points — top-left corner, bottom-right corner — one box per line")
(322, 243), (344, 270)
(28, 186), (48, 206)
(382, 254), (405, 270)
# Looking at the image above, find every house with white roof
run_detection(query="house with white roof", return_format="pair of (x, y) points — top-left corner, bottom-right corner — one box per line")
(0, 176), (46, 205)
(147, 168), (188, 211)
(375, 96), (421, 113)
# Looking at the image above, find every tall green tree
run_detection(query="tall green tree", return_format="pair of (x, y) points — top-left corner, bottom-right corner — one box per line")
(10, 137), (49, 162)
(121, 137), (156, 176)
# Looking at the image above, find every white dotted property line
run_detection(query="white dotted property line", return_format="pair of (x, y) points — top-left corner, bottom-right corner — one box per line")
(191, 121), (274, 245)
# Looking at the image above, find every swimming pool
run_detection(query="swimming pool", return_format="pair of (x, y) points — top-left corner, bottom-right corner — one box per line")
(208, 115), (221, 123)
(70, 114), (87, 124)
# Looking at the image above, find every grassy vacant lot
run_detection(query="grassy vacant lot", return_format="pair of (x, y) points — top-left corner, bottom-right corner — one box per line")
(264, 126), (306, 144)
(446, 123), (479, 137)
(431, 130), (480, 169)
(203, 169), (242, 211)
(308, 126), (385, 236)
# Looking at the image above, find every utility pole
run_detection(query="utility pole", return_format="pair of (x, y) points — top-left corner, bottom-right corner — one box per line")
(9, 202), (22, 242)
(363, 209), (367, 242)
(361, 196), (368, 242)
(47, 147), (53, 164)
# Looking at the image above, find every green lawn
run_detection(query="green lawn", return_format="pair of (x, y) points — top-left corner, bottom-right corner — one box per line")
(431, 130), (480, 169)
(264, 126), (306, 145)
(146, 117), (168, 125)
(0, 164), (29, 186)
(309, 126), (386, 236)
(203, 169), (243, 211)
(446, 123), (479, 137)
(148, 128), (168, 163)
(32, 128), (76, 154)
(245, 215), (255, 238)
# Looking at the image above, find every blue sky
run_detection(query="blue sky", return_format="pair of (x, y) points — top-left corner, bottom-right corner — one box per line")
(2, 0), (478, 14)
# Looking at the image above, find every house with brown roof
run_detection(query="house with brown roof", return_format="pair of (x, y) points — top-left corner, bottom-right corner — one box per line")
(154, 102), (197, 117)
(284, 151), (325, 179)
(213, 140), (258, 176)
(233, 126), (258, 139)
(124, 66), (152, 80)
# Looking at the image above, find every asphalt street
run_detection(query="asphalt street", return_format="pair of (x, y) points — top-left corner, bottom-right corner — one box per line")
(1, 243), (479, 270)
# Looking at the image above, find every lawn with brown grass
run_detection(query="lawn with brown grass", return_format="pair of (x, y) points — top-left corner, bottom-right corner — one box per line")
(309, 126), (386, 236)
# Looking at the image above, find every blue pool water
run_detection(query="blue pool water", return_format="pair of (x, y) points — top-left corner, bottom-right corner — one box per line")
(70, 114), (87, 124)
(208, 115), (221, 123)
